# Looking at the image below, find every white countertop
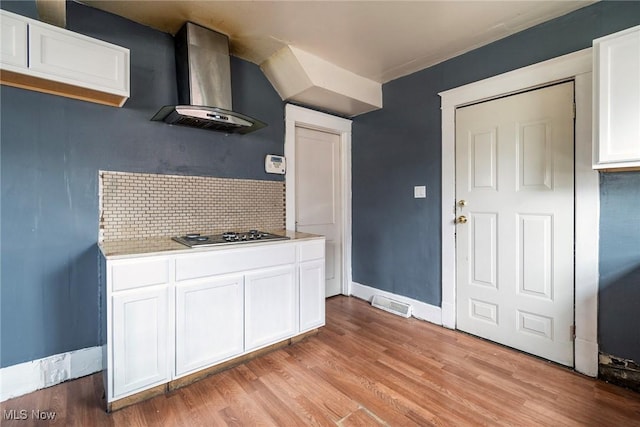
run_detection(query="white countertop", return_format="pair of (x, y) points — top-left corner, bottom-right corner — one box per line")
(99, 230), (324, 259)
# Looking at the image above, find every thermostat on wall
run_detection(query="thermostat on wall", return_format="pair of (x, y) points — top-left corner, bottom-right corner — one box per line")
(265, 154), (286, 174)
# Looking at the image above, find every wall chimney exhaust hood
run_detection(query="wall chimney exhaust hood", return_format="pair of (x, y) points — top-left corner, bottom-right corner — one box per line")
(151, 22), (266, 134)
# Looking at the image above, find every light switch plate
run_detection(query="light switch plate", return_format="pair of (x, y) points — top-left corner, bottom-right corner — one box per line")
(414, 185), (426, 198)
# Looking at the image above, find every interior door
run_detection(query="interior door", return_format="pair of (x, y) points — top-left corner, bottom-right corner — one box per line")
(455, 82), (575, 366)
(295, 126), (342, 297)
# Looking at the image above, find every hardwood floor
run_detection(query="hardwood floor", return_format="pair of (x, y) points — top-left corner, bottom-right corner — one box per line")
(2, 296), (639, 426)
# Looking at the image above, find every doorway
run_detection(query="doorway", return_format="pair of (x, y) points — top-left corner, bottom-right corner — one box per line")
(284, 104), (353, 297)
(455, 82), (575, 366)
(295, 126), (342, 297)
(439, 48), (599, 376)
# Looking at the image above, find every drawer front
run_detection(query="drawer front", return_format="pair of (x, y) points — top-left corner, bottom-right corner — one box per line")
(28, 22), (129, 94)
(111, 258), (171, 292)
(176, 244), (296, 281)
(298, 240), (325, 262)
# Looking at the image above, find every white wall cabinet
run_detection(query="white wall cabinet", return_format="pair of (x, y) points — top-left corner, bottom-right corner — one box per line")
(101, 236), (325, 409)
(175, 274), (244, 377)
(0, 12), (27, 68)
(112, 286), (170, 398)
(0, 9), (129, 107)
(593, 25), (640, 170)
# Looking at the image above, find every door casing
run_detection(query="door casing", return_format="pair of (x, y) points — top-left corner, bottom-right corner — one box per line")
(439, 48), (599, 377)
(284, 104), (353, 296)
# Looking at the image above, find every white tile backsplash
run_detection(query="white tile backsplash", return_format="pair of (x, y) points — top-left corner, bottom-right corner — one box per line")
(99, 171), (285, 241)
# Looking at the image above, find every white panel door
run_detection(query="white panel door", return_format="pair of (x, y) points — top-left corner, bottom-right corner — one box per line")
(455, 82), (575, 366)
(295, 126), (342, 297)
(112, 286), (169, 397)
(244, 265), (297, 351)
(175, 274), (244, 377)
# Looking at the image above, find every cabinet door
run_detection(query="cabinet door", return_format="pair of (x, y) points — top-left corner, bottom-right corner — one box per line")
(0, 12), (27, 68)
(245, 265), (296, 351)
(299, 260), (326, 332)
(175, 275), (244, 376)
(28, 21), (129, 94)
(594, 26), (640, 168)
(112, 286), (168, 397)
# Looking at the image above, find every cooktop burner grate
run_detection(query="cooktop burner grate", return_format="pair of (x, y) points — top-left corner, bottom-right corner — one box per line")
(172, 230), (289, 248)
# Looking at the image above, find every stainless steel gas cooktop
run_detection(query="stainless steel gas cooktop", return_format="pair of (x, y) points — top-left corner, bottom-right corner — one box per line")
(172, 230), (289, 248)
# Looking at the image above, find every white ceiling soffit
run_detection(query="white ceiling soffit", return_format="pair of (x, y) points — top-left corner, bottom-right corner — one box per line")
(261, 46), (382, 117)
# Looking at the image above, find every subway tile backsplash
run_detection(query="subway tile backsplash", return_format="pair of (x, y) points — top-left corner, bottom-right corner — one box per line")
(99, 171), (285, 241)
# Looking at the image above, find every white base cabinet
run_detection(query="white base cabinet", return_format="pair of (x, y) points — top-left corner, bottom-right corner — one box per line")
(245, 265), (297, 351)
(112, 286), (170, 397)
(101, 237), (325, 407)
(593, 25), (640, 170)
(299, 259), (326, 332)
(175, 274), (244, 377)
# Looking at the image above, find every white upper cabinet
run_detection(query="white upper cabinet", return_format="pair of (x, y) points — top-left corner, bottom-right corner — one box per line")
(0, 9), (129, 107)
(0, 12), (27, 68)
(593, 25), (640, 170)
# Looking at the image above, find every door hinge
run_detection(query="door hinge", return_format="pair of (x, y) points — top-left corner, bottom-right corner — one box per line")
(570, 325), (576, 340)
(573, 102), (576, 119)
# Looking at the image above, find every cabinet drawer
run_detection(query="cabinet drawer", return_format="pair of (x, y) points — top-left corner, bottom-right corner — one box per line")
(298, 240), (325, 262)
(111, 258), (171, 292)
(176, 244), (296, 281)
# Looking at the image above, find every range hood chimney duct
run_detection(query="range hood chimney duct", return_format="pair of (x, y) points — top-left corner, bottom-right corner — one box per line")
(152, 22), (266, 134)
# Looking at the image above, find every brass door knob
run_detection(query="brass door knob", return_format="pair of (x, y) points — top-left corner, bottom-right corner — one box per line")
(456, 215), (468, 224)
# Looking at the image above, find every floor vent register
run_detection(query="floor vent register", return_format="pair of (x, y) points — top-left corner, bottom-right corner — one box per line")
(371, 295), (412, 318)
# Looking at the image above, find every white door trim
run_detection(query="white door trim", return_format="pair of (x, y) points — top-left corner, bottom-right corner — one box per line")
(285, 104), (353, 296)
(439, 48), (599, 377)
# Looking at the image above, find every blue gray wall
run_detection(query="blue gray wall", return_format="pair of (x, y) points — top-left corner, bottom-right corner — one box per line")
(2, 0), (639, 370)
(599, 173), (640, 360)
(352, 1), (640, 362)
(0, 1), (285, 368)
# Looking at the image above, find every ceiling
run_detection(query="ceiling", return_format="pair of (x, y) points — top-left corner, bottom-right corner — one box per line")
(80, 0), (596, 84)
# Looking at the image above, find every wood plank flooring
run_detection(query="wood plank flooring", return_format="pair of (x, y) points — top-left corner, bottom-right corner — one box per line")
(2, 296), (639, 426)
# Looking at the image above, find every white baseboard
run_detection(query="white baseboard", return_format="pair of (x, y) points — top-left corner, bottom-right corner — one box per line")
(440, 301), (456, 330)
(575, 338), (599, 377)
(0, 346), (103, 402)
(350, 282), (442, 325)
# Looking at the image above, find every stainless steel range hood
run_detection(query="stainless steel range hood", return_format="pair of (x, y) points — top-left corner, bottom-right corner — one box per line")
(151, 22), (266, 134)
